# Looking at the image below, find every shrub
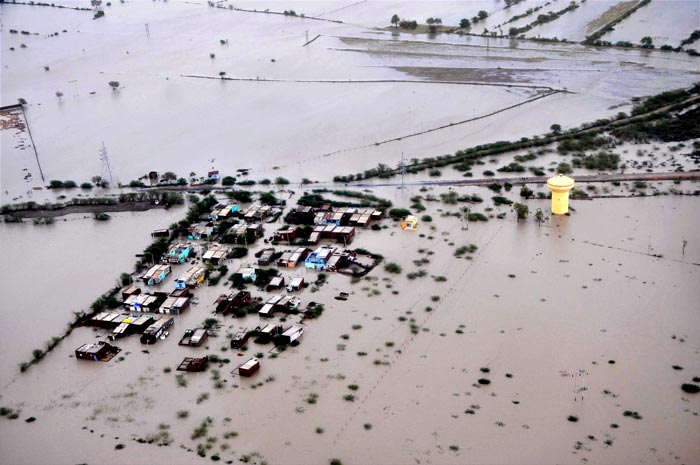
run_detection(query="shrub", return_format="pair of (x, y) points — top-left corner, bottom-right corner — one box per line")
(80, 182), (93, 189)
(421, 215), (432, 222)
(622, 410), (642, 420)
(492, 196), (513, 206)
(681, 383), (699, 394)
(567, 415), (578, 422)
(388, 208), (411, 220)
(384, 262), (402, 274)
(221, 176), (236, 186)
(477, 378), (490, 385)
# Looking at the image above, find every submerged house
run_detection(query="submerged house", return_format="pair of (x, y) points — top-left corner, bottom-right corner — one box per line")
(257, 248), (276, 266)
(75, 341), (120, 362)
(108, 314), (155, 340)
(233, 266), (257, 282)
(210, 204), (238, 220)
(140, 316), (174, 344)
(142, 264), (172, 286)
(159, 296), (190, 315)
(286, 276), (304, 292)
(305, 246), (336, 271)
(179, 328), (208, 347)
(188, 224), (214, 240)
(202, 245), (229, 265)
(177, 356), (208, 372)
(175, 266), (206, 289)
(167, 243), (191, 264)
(276, 324), (303, 346)
(238, 357), (260, 377)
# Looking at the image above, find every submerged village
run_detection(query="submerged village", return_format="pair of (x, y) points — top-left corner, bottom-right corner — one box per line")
(1, 1), (700, 465)
(76, 197), (388, 373)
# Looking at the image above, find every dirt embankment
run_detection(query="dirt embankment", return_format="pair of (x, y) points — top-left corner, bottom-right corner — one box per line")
(585, 0), (640, 35)
(7, 201), (170, 219)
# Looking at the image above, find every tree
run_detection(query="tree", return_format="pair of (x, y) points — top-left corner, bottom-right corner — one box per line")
(427, 17), (436, 33)
(219, 71), (226, 79)
(682, 239), (688, 255)
(534, 208), (544, 226)
(520, 185), (533, 198)
(162, 171), (177, 181)
(509, 27), (519, 37)
(18, 98), (27, 105)
(108, 80), (120, 91)
(550, 123), (562, 134)
(55, 91), (63, 101)
(513, 203), (529, 222)
(557, 162), (573, 174)
(390, 14), (400, 27)
(460, 18), (471, 29)
(478, 10), (488, 20)
(640, 36), (654, 48)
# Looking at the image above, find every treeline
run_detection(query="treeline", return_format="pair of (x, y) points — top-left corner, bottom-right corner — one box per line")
(508, 1), (579, 37)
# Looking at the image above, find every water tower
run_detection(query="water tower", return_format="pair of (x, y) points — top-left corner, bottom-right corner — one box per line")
(546, 174), (575, 215)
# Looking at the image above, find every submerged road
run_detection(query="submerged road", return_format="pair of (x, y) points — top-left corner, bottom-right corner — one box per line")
(348, 171), (700, 188)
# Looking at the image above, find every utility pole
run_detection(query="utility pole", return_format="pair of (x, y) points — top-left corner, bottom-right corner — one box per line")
(99, 142), (114, 187)
(145, 23), (150, 37)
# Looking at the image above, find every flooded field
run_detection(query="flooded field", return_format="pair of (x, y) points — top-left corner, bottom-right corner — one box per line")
(1, 1), (699, 465)
(2, 0), (700, 200)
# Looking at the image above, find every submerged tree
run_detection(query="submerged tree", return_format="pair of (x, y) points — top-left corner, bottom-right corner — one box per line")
(108, 80), (120, 91)
(534, 208), (544, 226)
(55, 91), (64, 101)
(514, 203), (529, 222)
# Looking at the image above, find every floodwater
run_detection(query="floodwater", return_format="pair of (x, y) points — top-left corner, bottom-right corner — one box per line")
(602, 0), (700, 47)
(0, 188), (698, 465)
(0, 207), (185, 378)
(1, 2), (699, 465)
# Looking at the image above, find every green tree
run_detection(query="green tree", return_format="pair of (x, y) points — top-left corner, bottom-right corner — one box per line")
(219, 71), (226, 79)
(478, 10), (488, 20)
(550, 123), (562, 134)
(557, 162), (573, 174)
(391, 14), (400, 27)
(513, 203), (529, 222)
(640, 36), (653, 48)
(460, 18), (471, 29)
(534, 208), (544, 226)
(520, 185), (533, 198)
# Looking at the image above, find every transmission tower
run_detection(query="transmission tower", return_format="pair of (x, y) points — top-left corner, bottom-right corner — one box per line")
(399, 152), (406, 189)
(99, 142), (114, 187)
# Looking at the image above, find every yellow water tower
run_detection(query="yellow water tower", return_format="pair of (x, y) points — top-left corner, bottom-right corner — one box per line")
(546, 174), (575, 215)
